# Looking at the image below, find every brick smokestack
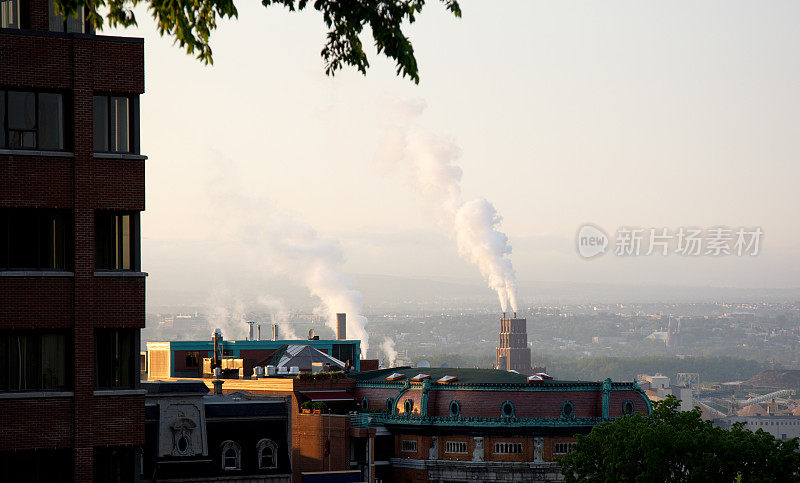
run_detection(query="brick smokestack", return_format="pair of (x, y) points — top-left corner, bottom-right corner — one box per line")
(336, 313), (347, 340)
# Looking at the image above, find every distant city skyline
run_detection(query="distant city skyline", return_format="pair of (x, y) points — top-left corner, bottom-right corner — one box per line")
(107, 1), (800, 313)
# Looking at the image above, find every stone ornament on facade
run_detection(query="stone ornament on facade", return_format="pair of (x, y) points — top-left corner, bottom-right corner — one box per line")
(158, 402), (207, 457)
(472, 437), (484, 461)
(429, 436), (438, 460)
(171, 418), (197, 456)
(533, 437), (544, 462)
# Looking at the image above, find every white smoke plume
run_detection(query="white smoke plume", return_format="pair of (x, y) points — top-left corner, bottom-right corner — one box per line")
(257, 295), (299, 340)
(380, 100), (519, 312)
(381, 337), (398, 367)
(206, 155), (370, 351)
(205, 288), (249, 340)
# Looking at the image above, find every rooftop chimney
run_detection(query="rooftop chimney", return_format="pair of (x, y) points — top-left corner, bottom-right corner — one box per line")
(272, 323), (279, 341)
(336, 313), (346, 340)
(247, 321), (256, 341)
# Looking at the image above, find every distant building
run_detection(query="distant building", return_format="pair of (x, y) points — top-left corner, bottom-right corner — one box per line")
(496, 315), (533, 373)
(714, 415), (800, 441)
(638, 374), (693, 412)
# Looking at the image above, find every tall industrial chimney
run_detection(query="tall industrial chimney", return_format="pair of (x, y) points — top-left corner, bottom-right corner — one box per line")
(336, 313), (347, 340)
(271, 323), (279, 341)
(247, 321), (256, 341)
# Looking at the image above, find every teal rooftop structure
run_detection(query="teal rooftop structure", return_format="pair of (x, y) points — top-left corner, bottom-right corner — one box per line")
(146, 337), (361, 379)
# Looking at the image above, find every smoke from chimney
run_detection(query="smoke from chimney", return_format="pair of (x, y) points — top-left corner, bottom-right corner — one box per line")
(380, 100), (519, 312)
(381, 337), (398, 367)
(206, 155), (370, 352)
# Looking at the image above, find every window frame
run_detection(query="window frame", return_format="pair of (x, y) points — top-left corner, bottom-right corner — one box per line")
(0, 89), (68, 151)
(444, 441), (467, 454)
(553, 442), (577, 455)
(449, 400), (461, 418)
(220, 441), (241, 471)
(622, 399), (635, 415)
(94, 210), (141, 271)
(1, 0), (21, 29)
(501, 400), (515, 419)
(48, 0), (91, 33)
(493, 442), (523, 455)
(93, 93), (139, 154)
(561, 400), (575, 419)
(400, 440), (417, 453)
(0, 208), (72, 271)
(94, 328), (139, 390)
(256, 438), (278, 470)
(0, 330), (72, 393)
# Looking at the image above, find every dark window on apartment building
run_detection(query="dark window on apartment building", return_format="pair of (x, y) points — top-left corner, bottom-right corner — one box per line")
(94, 447), (136, 483)
(1, 0), (21, 29)
(185, 351), (200, 368)
(95, 211), (140, 271)
(0, 449), (73, 482)
(48, 0), (89, 33)
(95, 329), (137, 389)
(94, 94), (139, 153)
(1, 90), (65, 150)
(332, 343), (355, 367)
(0, 331), (70, 392)
(0, 208), (71, 271)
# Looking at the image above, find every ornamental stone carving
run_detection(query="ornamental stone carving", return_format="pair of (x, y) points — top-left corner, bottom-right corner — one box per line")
(472, 437), (484, 461)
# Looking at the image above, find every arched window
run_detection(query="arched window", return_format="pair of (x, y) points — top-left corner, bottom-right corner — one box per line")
(561, 400), (575, 419)
(623, 400), (635, 415)
(501, 400), (515, 418)
(256, 438), (278, 470)
(386, 398), (394, 412)
(404, 399), (414, 414)
(361, 397), (370, 410)
(220, 440), (241, 471)
(449, 400), (461, 418)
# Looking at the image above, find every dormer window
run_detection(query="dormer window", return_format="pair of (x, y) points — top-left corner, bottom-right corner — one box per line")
(221, 441), (241, 471)
(256, 439), (278, 470)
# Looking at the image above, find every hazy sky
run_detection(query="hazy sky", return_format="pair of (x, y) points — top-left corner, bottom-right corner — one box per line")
(109, 1), (800, 310)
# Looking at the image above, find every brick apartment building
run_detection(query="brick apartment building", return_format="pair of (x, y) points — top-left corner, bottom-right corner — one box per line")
(1, 1), (145, 481)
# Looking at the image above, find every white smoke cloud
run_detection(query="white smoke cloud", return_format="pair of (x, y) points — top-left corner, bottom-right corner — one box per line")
(380, 100), (520, 312)
(205, 155), (370, 351)
(205, 288), (249, 340)
(257, 295), (299, 340)
(381, 337), (398, 367)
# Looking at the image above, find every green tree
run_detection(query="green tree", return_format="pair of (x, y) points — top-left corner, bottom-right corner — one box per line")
(52, 0), (460, 83)
(560, 396), (800, 482)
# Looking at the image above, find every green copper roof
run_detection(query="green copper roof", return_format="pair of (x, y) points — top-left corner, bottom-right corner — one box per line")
(352, 367), (532, 384)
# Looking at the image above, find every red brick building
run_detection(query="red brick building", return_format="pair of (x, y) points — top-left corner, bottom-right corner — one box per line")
(352, 367), (651, 482)
(1, 1), (145, 481)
